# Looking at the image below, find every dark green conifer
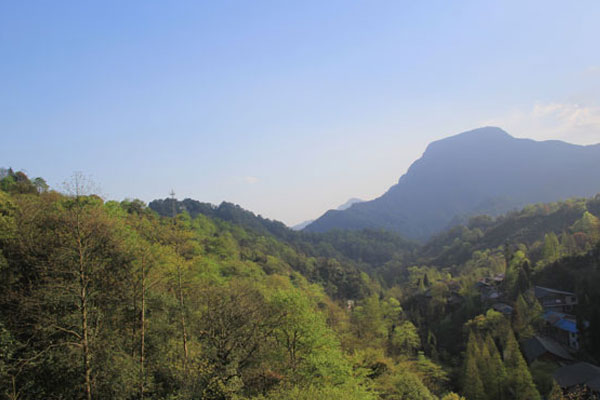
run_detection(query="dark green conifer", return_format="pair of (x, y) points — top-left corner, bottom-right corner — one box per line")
(503, 330), (540, 400)
(485, 334), (507, 400)
(462, 332), (485, 400)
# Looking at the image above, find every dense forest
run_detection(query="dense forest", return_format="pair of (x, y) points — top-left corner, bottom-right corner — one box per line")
(2, 168), (600, 399)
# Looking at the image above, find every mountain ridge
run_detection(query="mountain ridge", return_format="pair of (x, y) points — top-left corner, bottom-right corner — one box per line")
(304, 127), (600, 239)
(291, 197), (363, 230)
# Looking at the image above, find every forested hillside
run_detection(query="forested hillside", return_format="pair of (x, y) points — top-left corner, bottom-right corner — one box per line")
(379, 195), (600, 399)
(152, 189), (600, 398)
(0, 171), (454, 400)
(149, 197), (418, 275)
(2, 169), (600, 399)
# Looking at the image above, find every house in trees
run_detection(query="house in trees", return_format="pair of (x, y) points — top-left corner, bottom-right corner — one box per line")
(492, 302), (513, 316)
(554, 362), (600, 395)
(522, 335), (574, 364)
(447, 290), (464, 307)
(543, 311), (580, 350)
(346, 300), (355, 311)
(534, 286), (582, 350)
(476, 274), (505, 302)
(534, 286), (578, 313)
(492, 273), (505, 284)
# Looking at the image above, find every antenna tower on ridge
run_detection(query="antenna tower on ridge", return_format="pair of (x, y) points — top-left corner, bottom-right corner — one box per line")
(169, 189), (176, 219)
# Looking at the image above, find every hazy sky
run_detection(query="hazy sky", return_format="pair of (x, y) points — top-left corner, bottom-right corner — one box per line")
(2, 1), (600, 226)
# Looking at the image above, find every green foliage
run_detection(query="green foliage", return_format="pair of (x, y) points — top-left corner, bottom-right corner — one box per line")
(269, 287), (352, 385)
(150, 197), (416, 292)
(0, 186), (389, 399)
(571, 211), (600, 234)
(0, 191), (17, 241)
(503, 330), (540, 400)
(0, 169), (43, 194)
(257, 381), (375, 400)
(3, 176), (600, 399)
(414, 351), (449, 395)
(378, 368), (437, 400)
(389, 321), (421, 357)
(441, 393), (466, 400)
(462, 332), (486, 400)
(465, 309), (510, 341)
(542, 232), (560, 262)
(351, 295), (388, 348)
(421, 197), (600, 270)
(530, 360), (558, 398)
(548, 381), (565, 400)
(504, 250), (531, 299)
(484, 334), (507, 400)
(0, 322), (17, 388)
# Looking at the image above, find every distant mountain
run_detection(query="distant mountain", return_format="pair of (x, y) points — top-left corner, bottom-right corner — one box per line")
(291, 198), (363, 230)
(304, 127), (600, 240)
(337, 197), (363, 210)
(291, 219), (314, 231)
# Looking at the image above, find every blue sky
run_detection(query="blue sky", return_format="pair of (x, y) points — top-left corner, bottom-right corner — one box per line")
(2, 1), (600, 225)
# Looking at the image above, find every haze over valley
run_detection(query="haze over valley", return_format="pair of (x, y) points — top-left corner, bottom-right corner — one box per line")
(2, 1), (600, 399)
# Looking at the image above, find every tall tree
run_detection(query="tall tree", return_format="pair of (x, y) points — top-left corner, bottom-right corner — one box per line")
(162, 216), (198, 376)
(462, 331), (485, 400)
(485, 334), (507, 400)
(128, 238), (162, 400)
(19, 175), (134, 399)
(541, 233), (560, 263)
(503, 329), (540, 400)
(191, 281), (285, 398)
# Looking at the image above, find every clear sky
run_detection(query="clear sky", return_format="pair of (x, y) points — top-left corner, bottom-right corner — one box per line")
(2, 1), (600, 226)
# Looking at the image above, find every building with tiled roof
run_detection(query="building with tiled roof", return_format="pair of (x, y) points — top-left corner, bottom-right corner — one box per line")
(554, 362), (600, 394)
(521, 335), (574, 364)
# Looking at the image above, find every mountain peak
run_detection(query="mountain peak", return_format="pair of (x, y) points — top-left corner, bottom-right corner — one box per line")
(424, 126), (512, 154)
(455, 126), (510, 136)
